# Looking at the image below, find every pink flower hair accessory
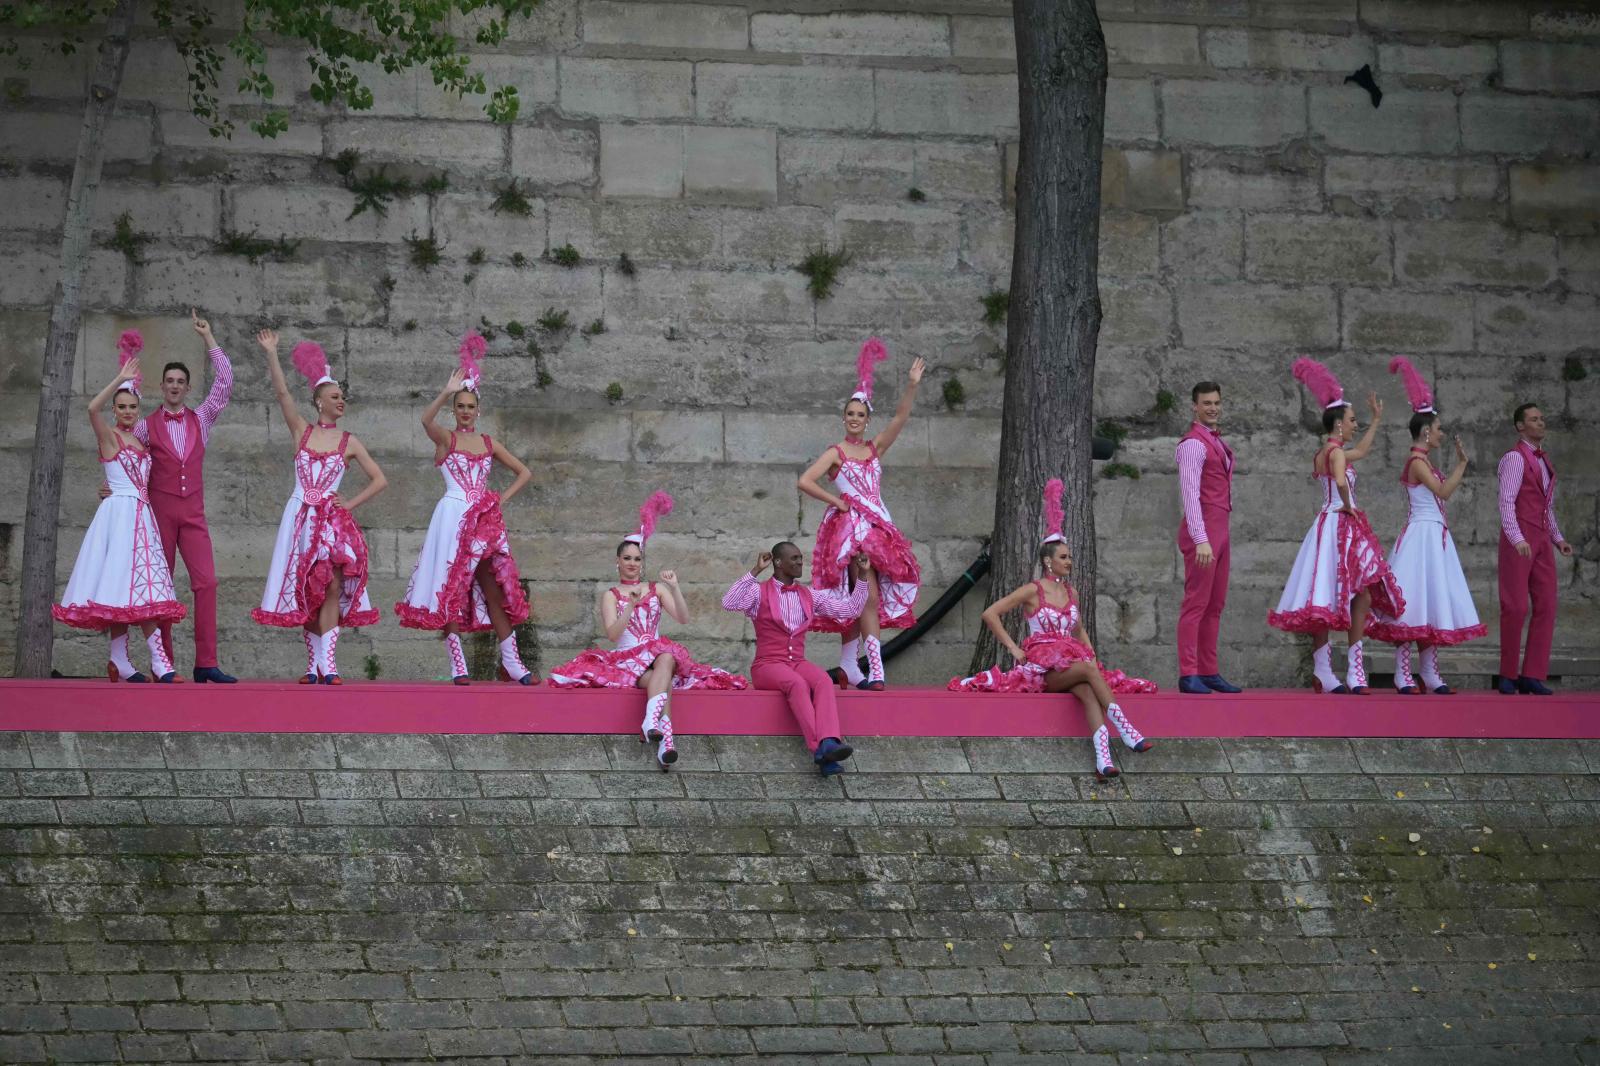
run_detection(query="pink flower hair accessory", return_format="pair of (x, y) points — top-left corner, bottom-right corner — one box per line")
(458, 330), (487, 393)
(850, 337), (889, 411)
(1041, 477), (1066, 546)
(1291, 357), (1345, 410)
(1388, 356), (1434, 414)
(116, 329), (143, 396)
(623, 490), (674, 547)
(291, 341), (337, 390)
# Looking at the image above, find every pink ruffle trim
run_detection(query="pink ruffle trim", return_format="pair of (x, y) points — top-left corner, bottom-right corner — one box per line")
(548, 638), (749, 691)
(1364, 620), (1487, 647)
(946, 634), (1157, 695)
(251, 502), (379, 629)
(810, 508), (921, 633)
(1267, 509), (1406, 635)
(53, 599), (187, 632)
(394, 493), (530, 632)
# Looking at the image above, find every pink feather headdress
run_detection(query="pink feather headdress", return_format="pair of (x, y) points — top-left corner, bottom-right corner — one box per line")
(1291, 357), (1345, 410)
(115, 329), (143, 396)
(458, 331), (487, 393)
(291, 341), (336, 390)
(1041, 478), (1066, 546)
(1388, 356), (1434, 414)
(624, 490), (674, 547)
(850, 337), (889, 411)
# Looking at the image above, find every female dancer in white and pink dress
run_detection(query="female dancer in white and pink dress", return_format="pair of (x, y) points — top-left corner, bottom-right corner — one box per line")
(549, 491), (748, 769)
(949, 480), (1155, 780)
(251, 331), (388, 684)
(54, 333), (185, 682)
(1268, 359), (1405, 695)
(1365, 357), (1484, 694)
(395, 334), (537, 685)
(798, 339), (923, 691)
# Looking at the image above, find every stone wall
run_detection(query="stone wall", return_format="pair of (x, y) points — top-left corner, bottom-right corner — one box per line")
(1, 730), (1598, 1062)
(1, 0), (1597, 685)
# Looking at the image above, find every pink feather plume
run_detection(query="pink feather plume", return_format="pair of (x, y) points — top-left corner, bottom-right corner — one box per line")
(1388, 356), (1434, 413)
(1291, 357), (1344, 409)
(458, 330), (487, 385)
(1042, 478), (1065, 540)
(290, 341), (330, 385)
(636, 491), (674, 543)
(116, 330), (143, 391)
(854, 337), (889, 403)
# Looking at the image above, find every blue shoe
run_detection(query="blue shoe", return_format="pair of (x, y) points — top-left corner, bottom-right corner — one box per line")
(855, 679), (885, 691)
(819, 760), (847, 777)
(1495, 675), (1517, 695)
(125, 672), (149, 684)
(155, 672), (176, 684)
(1199, 674), (1242, 693)
(1517, 676), (1553, 696)
(1178, 675), (1213, 694)
(1430, 684), (1454, 695)
(813, 737), (854, 765)
(194, 666), (237, 683)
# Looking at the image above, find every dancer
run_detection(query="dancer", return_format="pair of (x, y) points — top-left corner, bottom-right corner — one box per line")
(798, 338), (924, 691)
(949, 480), (1154, 780)
(126, 309), (236, 682)
(395, 333), (537, 686)
(1496, 403), (1573, 695)
(54, 333), (186, 682)
(1174, 380), (1242, 694)
(1366, 358), (1484, 694)
(251, 331), (387, 684)
(1268, 359), (1404, 695)
(550, 492), (749, 769)
(722, 544), (872, 776)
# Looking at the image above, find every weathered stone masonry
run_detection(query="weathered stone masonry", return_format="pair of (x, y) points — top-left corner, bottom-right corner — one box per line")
(1, 0), (1596, 684)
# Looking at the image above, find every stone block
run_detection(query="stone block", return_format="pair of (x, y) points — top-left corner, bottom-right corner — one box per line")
(1476, 292), (1599, 355)
(684, 126), (778, 206)
(325, 118), (507, 173)
(1162, 211), (1244, 280)
(1101, 280), (1174, 347)
(429, 190), (547, 252)
(1205, 28), (1372, 71)
(606, 267), (813, 330)
(230, 184), (430, 246)
(599, 124), (684, 200)
(417, 54), (559, 120)
(1532, 8), (1600, 39)
(750, 13), (949, 56)
(118, 40), (309, 111)
(952, 16), (1014, 60)
(632, 410), (726, 463)
(1246, 215), (1391, 284)
(510, 125), (598, 189)
(1100, 210), (1159, 277)
(1359, 0), (1528, 34)
(814, 272), (990, 331)
(1101, 148), (1184, 213)
(0, 175), (68, 233)
(0, 239), (126, 312)
(260, 250), (390, 327)
(716, 205), (831, 267)
(699, 62), (875, 131)
(1161, 80), (1305, 148)
(874, 70), (1019, 137)
(1107, 77), (1161, 141)
(913, 142), (1002, 203)
(0, 112), (152, 164)
(1461, 94), (1600, 156)
(925, 417), (1002, 469)
(1500, 40), (1600, 92)
(560, 57), (693, 120)
(582, 1), (749, 50)
(1559, 234), (1600, 294)
(1178, 283), (1338, 349)
(1107, 22), (1203, 67)
(1395, 221), (1557, 287)
(1377, 42), (1497, 82)
(779, 135), (914, 206)
(549, 200), (719, 264)
(160, 110), (323, 157)
(1341, 288), (1474, 352)
(1309, 87), (1458, 155)
(1511, 164), (1600, 235)
(133, 249), (264, 317)
(1324, 155), (1499, 210)
(836, 204), (960, 269)
(94, 182), (219, 241)
(1188, 163), (1320, 212)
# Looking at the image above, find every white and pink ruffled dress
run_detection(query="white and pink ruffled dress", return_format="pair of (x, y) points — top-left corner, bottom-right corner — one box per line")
(1365, 457), (1485, 648)
(1267, 441), (1405, 634)
(948, 581), (1155, 695)
(548, 584), (748, 690)
(810, 441), (920, 634)
(252, 427), (379, 629)
(54, 442), (187, 631)
(395, 433), (529, 632)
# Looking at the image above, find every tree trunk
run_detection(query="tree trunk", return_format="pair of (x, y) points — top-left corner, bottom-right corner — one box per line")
(13, 0), (137, 678)
(970, 0), (1107, 673)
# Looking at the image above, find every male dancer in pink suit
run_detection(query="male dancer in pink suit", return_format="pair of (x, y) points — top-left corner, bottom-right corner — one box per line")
(132, 310), (237, 683)
(723, 543), (871, 776)
(1496, 403), (1573, 696)
(1175, 382), (1242, 694)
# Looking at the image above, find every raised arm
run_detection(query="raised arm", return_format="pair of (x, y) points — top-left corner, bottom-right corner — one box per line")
(798, 448), (848, 511)
(88, 364), (139, 458)
(190, 309), (232, 434)
(872, 357), (924, 456)
(721, 552), (770, 616)
(490, 437), (533, 506)
(812, 555), (872, 621)
(421, 370), (465, 450)
(980, 582), (1039, 663)
(336, 435), (387, 513)
(656, 572), (690, 625)
(1343, 392), (1383, 463)
(256, 329), (308, 441)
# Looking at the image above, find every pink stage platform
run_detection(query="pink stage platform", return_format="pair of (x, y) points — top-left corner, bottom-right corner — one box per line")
(0, 679), (1595, 738)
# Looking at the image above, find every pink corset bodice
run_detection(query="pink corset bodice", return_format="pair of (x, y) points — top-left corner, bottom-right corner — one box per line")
(613, 585), (662, 651)
(1027, 582), (1079, 637)
(832, 442), (893, 522)
(441, 434), (493, 505)
(292, 429), (348, 507)
(103, 444), (151, 502)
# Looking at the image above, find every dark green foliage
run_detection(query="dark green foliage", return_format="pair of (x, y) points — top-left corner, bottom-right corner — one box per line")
(583, 319), (606, 336)
(405, 230), (441, 271)
(467, 247), (486, 266)
(1563, 356), (1588, 382)
(537, 308), (570, 332)
(477, 316), (497, 342)
(981, 289), (1010, 327)
(1096, 420), (1129, 447)
(402, 319), (417, 331)
(491, 179), (532, 216)
(796, 245), (852, 301)
(217, 228), (298, 263)
(103, 212), (150, 263)
(345, 164), (411, 219)
(907, 187), (927, 202)
(363, 654), (380, 681)
(549, 243), (581, 267)
(420, 174), (449, 196)
(1155, 389), (1177, 414)
(942, 378), (966, 410)
(510, 252), (529, 268)
(1101, 462), (1141, 480)
(505, 321), (525, 338)
(616, 252), (636, 277)
(604, 382), (624, 404)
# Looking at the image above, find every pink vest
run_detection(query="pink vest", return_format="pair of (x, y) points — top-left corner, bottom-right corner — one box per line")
(1511, 440), (1554, 538)
(752, 578), (813, 667)
(1182, 422), (1233, 512)
(142, 409), (204, 501)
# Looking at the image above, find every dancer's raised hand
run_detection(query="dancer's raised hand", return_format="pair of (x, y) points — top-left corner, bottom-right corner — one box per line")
(658, 569), (678, 586)
(908, 357), (925, 385)
(446, 368), (466, 393)
(256, 328), (279, 354)
(1366, 392), (1383, 421)
(751, 551), (772, 576)
(190, 308), (214, 344)
(1454, 436), (1468, 464)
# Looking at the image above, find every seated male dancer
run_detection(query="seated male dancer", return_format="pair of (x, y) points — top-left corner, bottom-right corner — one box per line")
(722, 543), (872, 776)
